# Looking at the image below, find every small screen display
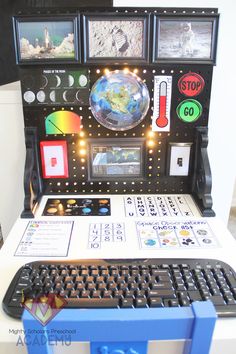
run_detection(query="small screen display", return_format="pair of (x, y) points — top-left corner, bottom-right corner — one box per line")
(90, 141), (144, 179)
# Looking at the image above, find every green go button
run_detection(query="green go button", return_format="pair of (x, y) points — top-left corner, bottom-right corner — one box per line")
(176, 99), (202, 123)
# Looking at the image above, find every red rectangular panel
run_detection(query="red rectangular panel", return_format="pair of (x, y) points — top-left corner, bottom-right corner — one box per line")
(40, 141), (69, 178)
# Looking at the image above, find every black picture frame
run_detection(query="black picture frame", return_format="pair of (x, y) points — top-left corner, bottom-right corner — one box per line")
(13, 15), (80, 64)
(83, 13), (150, 64)
(153, 14), (219, 64)
(88, 138), (146, 181)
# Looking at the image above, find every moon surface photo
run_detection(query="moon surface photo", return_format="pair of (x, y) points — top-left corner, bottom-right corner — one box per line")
(88, 20), (144, 58)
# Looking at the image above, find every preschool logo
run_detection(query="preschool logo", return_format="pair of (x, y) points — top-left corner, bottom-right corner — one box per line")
(21, 293), (67, 326)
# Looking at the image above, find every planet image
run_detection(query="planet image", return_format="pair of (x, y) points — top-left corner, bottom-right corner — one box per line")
(47, 207), (57, 214)
(67, 199), (76, 205)
(89, 70), (150, 131)
(144, 239), (156, 246)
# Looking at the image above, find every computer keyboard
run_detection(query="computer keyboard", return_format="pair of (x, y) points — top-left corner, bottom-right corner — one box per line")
(3, 258), (236, 319)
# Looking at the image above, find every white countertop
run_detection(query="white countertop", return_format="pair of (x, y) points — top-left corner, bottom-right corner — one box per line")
(0, 194), (236, 354)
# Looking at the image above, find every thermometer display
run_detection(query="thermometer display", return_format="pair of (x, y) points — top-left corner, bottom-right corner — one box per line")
(156, 81), (168, 128)
(152, 76), (172, 132)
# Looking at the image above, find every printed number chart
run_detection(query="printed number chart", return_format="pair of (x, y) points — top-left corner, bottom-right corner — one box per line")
(88, 223), (126, 249)
(124, 195), (199, 217)
(15, 220), (73, 257)
(136, 220), (219, 249)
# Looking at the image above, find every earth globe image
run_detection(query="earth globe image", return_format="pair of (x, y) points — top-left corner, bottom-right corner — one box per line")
(89, 70), (150, 131)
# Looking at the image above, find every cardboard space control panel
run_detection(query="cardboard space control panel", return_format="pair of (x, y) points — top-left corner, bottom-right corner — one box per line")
(13, 7), (219, 218)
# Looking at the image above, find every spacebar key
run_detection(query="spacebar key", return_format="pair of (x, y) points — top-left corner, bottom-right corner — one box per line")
(66, 298), (119, 308)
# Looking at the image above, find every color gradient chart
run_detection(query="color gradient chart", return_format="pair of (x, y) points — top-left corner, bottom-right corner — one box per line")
(45, 110), (81, 135)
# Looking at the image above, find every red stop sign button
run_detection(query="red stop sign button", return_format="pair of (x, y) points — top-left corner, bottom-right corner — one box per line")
(178, 73), (205, 97)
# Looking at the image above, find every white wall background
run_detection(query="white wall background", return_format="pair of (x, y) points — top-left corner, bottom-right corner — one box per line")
(0, 82), (25, 240)
(232, 179), (236, 207)
(114, 0), (236, 219)
(0, 0), (236, 239)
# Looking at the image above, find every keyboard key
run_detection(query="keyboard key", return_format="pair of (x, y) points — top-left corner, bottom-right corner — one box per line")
(81, 291), (90, 298)
(226, 275), (236, 288)
(107, 276), (115, 284)
(55, 283), (63, 291)
(15, 281), (32, 289)
(180, 264), (189, 270)
(108, 283), (117, 291)
(164, 299), (179, 307)
(148, 290), (176, 299)
(116, 276), (126, 284)
(129, 283), (139, 291)
(217, 288), (228, 296)
(114, 290), (124, 299)
(180, 299), (190, 307)
(91, 291), (101, 298)
(136, 290), (146, 299)
(139, 283), (149, 290)
(176, 283), (186, 291)
(75, 276), (84, 283)
(118, 283), (128, 290)
(59, 290), (69, 298)
(66, 298), (119, 308)
(70, 290), (79, 298)
(76, 283), (85, 291)
(224, 296), (236, 305)
(200, 289), (211, 297)
(85, 276), (94, 283)
(87, 283), (96, 291)
(188, 291), (203, 302)
(96, 276), (105, 283)
(151, 282), (172, 290)
(97, 283), (107, 291)
(9, 297), (22, 307)
(121, 299), (133, 308)
(65, 283), (74, 290)
(152, 269), (169, 276)
(125, 290), (134, 298)
(103, 290), (112, 298)
(161, 265), (170, 270)
(135, 298), (147, 308)
(64, 276), (73, 283)
(207, 295), (225, 306)
(149, 298), (163, 308)
(185, 283), (197, 291)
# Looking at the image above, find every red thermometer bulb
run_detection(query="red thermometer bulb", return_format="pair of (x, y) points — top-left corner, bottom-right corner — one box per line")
(156, 81), (168, 128)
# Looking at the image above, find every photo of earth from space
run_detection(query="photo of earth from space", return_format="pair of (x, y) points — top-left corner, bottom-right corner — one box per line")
(89, 70), (150, 131)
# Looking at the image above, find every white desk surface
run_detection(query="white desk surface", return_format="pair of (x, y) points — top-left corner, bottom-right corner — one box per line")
(0, 194), (236, 354)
